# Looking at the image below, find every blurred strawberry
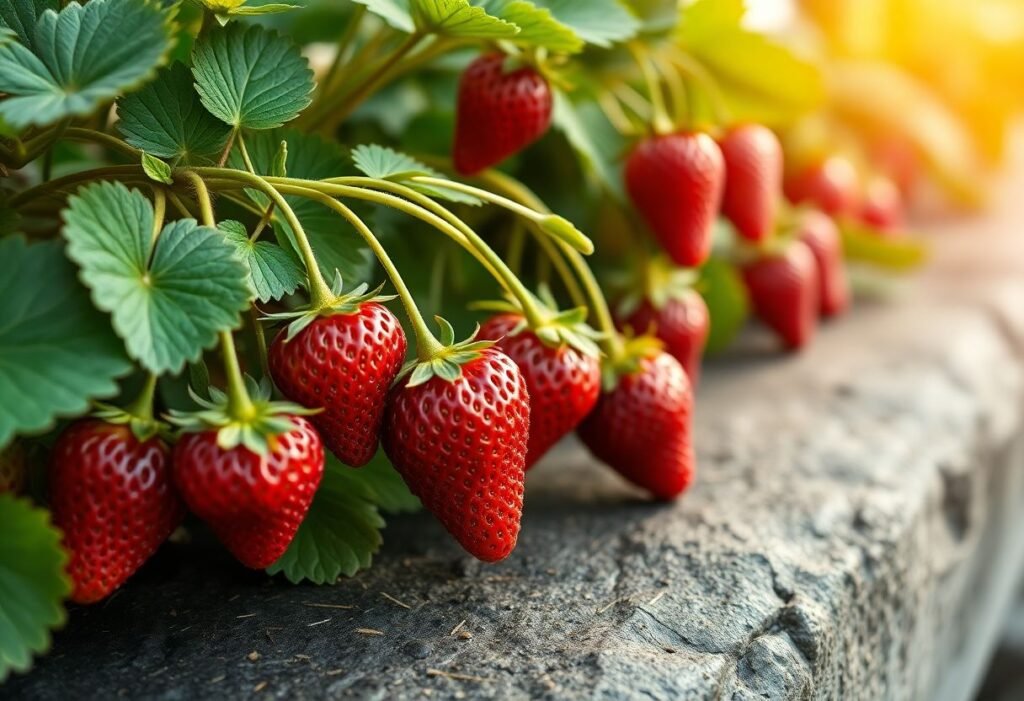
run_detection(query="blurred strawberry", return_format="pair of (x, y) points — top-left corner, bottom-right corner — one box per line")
(742, 239), (819, 350)
(784, 155), (860, 216)
(858, 176), (905, 233)
(718, 124), (783, 243)
(797, 210), (850, 318)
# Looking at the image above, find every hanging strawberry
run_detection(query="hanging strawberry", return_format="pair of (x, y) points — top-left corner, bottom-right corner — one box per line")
(742, 239), (820, 350)
(718, 124), (784, 243)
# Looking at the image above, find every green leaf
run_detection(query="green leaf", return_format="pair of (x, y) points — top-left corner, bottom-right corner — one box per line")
(141, 152), (173, 184)
(191, 23), (314, 130)
(0, 238), (131, 447)
(231, 129), (373, 285)
(675, 0), (744, 45)
(352, 144), (481, 205)
(551, 90), (625, 199)
(230, 4), (301, 17)
(478, 0), (582, 52)
(411, 0), (518, 38)
(358, 451), (421, 514)
(625, 0), (679, 34)
(267, 460), (385, 584)
(839, 221), (928, 271)
(0, 0), (173, 130)
(62, 182), (251, 375)
(219, 220), (305, 303)
(529, 0), (639, 47)
(117, 62), (231, 164)
(349, 0), (417, 33)
(0, 0), (58, 48)
(700, 255), (748, 354)
(0, 494), (71, 682)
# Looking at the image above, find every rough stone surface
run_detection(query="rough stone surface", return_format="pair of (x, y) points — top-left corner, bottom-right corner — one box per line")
(7, 186), (1024, 700)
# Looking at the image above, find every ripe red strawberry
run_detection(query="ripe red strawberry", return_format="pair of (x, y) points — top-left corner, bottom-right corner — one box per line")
(618, 289), (709, 387)
(173, 415), (324, 570)
(269, 301), (407, 467)
(784, 155), (860, 216)
(453, 53), (552, 176)
(0, 442), (26, 494)
(797, 210), (850, 318)
(718, 124), (783, 243)
(383, 347), (530, 562)
(578, 349), (694, 500)
(625, 132), (725, 267)
(858, 176), (904, 233)
(478, 313), (600, 469)
(742, 239), (820, 350)
(49, 421), (184, 604)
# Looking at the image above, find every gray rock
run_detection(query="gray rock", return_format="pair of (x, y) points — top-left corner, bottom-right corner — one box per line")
(6, 206), (1024, 700)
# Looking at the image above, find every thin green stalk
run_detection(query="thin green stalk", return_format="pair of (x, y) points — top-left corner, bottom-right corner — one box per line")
(290, 186), (444, 360)
(237, 131), (256, 174)
(220, 330), (256, 420)
(125, 373), (159, 423)
(8, 165), (145, 208)
(151, 188), (166, 243)
(167, 190), (193, 219)
(64, 127), (141, 158)
(250, 308), (269, 378)
(628, 42), (673, 135)
(217, 128), (238, 168)
(180, 171), (215, 227)
(321, 5), (366, 93)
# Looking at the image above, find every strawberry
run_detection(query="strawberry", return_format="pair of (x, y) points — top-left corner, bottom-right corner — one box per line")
(478, 312), (600, 469)
(618, 289), (709, 387)
(173, 414), (323, 570)
(0, 442), (26, 494)
(578, 346), (694, 500)
(269, 288), (407, 468)
(858, 176), (905, 233)
(742, 239), (820, 350)
(797, 210), (850, 318)
(718, 124), (783, 243)
(625, 131), (725, 267)
(49, 420), (184, 604)
(453, 53), (552, 176)
(383, 330), (530, 562)
(784, 155), (860, 216)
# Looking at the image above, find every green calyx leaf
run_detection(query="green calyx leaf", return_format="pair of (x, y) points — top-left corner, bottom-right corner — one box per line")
(618, 255), (701, 318)
(167, 376), (317, 455)
(0, 0), (175, 130)
(191, 23), (314, 130)
(141, 152), (173, 184)
(263, 276), (396, 342)
(218, 220), (305, 303)
(0, 237), (131, 448)
(601, 333), (662, 392)
(397, 317), (494, 388)
(201, 0), (300, 24)
(0, 493), (71, 682)
(352, 144), (482, 205)
(62, 182), (252, 375)
(90, 403), (168, 444)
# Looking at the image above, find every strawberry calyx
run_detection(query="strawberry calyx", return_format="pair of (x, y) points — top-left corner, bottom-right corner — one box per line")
(91, 374), (168, 442)
(617, 255), (700, 320)
(474, 287), (604, 358)
(395, 316), (495, 388)
(167, 376), (319, 455)
(599, 332), (664, 393)
(263, 273), (397, 342)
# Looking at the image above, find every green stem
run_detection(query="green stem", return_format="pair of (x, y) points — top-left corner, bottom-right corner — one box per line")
(217, 127), (238, 168)
(220, 330), (256, 420)
(180, 170), (215, 227)
(125, 373), (159, 423)
(321, 4), (366, 93)
(64, 127), (141, 158)
(167, 190), (193, 219)
(290, 186), (444, 360)
(237, 131), (256, 174)
(669, 50), (732, 126)
(628, 42), (674, 135)
(189, 168), (334, 309)
(8, 164), (145, 209)
(250, 308), (269, 378)
(150, 187), (166, 246)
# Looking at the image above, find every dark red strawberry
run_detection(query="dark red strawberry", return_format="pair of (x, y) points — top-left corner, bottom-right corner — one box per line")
(797, 210), (850, 318)
(173, 415), (323, 569)
(718, 124), (783, 243)
(618, 288), (709, 387)
(0, 442), (26, 494)
(479, 313), (600, 469)
(625, 131), (725, 267)
(858, 176), (904, 233)
(49, 421), (184, 604)
(269, 300), (406, 467)
(742, 239), (820, 350)
(784, 155), (860, 216)
(453, 53), (552, 175)
(578, 348), (694, 500)
(383, 346), (530, 562)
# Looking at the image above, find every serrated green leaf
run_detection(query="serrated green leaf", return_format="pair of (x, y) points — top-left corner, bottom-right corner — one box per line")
(0, 0), (173, 130)
(358, 451), (421, 513)
(266, 461), (385, 584)
(411, 0), (518, 38)
(551, 90), (625, 199)
(117, 62), (231, 164)
(700, 255), (748, 354)
(141, 152), (173, 184)
(0, 0), (57, 48)
(219, 220), (305, 303)
(0, 494), (71, 682)
(230, 129), (373, 285)
(349, 0), (416, 32)
(0, 238), (131, 447)
(230, 3), (301, 16)
(352, 144), (481, 205)
(192, 23), (314, 130)
(529, 0), (638, 47)
(478, 0), (582, 52)
(62, 182), (252, 375)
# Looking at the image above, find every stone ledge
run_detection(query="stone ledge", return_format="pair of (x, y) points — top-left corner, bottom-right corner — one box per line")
(6, 198), (1024, 700)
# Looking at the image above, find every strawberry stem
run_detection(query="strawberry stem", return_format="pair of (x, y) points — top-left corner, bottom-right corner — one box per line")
(220, 330), (256, 421)
(150, 187), (166, 243)
(288, 186), (445, 361)
(124, 374), (159, 424)
(628, 42), (674, 136)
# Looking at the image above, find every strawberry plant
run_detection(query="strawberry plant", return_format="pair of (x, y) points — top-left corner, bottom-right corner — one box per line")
(0, 0), (994, 681)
